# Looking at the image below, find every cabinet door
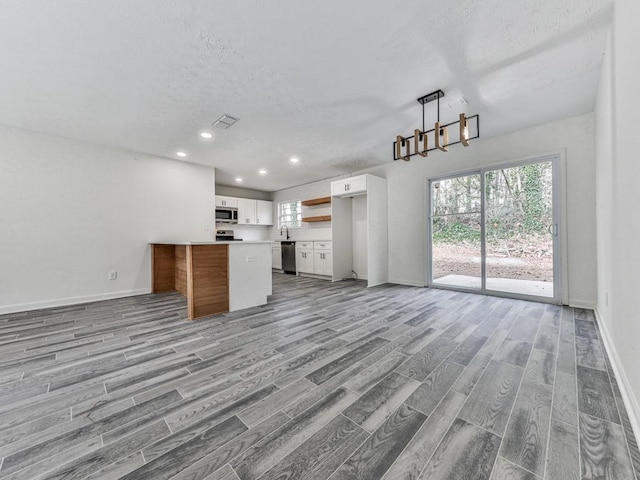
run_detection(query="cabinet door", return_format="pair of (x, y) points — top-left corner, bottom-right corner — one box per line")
(314, 251), (323, 275)
(272, 246), (282, 269)
(297, 249), (313, 273)
(215, 195), (238, 208)
(331, 177), (367, 197)
(322, 251), (333, 276)
(331, 179), (350, 196)
(237, 198), (257, 225)
(256, 200), (273, 225)
(314, 251), (333, 276)
(348, 175), (367, 195)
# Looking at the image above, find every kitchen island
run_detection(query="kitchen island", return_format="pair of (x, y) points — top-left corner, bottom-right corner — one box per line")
(150, 241), (272, 320)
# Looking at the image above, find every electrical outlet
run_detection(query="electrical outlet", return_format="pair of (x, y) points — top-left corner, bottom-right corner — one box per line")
(204, 224), (209, 232)
(108, 271), (117, 280)
(246, 255), (256, 263)
(605, 292), (609, 306)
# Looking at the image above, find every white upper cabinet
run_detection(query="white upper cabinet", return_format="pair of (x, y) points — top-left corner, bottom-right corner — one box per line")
(255, 200), (273, 225)
(331, 175), (367, 197)
(213, 194), (273, 226)
(223, 197), (273, 225)
(237, 198), (257, 225)
(215, 195), (238, 208)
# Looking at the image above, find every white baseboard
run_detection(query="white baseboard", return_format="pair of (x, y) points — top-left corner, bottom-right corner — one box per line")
(594, 308), (640, 448)
(0, 289), (152, 315)
(388, 278), (425, 287)
(298, 273), (332, 281)
(568, 299), (596, 309)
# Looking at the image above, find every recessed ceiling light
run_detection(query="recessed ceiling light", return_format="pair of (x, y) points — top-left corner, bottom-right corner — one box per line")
(235, 177), (243, 182)
(176, 151), (187, 158)
(199, 131), (213, 140)
(258, 169), (267, 175)
(289, 157), (299, 164)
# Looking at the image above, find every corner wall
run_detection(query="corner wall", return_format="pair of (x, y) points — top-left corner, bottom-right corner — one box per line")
(0, 125), (215, 313)
(595, 0), (640, 440)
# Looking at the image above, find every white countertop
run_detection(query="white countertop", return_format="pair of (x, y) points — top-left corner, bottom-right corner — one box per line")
(272, 239), (331, 242)
(151, 241), (273, 245)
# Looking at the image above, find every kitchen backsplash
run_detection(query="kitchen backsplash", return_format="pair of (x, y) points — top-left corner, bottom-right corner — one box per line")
(215, 223), (271, 241)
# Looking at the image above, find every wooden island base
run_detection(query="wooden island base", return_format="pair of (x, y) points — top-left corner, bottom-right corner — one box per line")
(151, 241), (272, 320)
(151, 244), (229, 320)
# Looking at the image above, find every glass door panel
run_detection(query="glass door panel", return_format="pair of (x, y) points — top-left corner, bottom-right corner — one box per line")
(430, 174), (482, 290)
(428, 157), (559, 302)
(484, 162), (554, 298)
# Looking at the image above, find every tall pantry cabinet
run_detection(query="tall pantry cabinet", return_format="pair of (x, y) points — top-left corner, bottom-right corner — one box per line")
(330, 174), (388, 287)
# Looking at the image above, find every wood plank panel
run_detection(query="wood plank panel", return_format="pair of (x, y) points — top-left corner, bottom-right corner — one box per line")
(405, 361), (465, 416)
(579, 412), (634, 480)
(151, 244), (176, 292)
(331, 404), (427, 480)
(458, 360), (524, 436)
(546, 419), (579, 480)
(188, 244), (229, 320)
(499, 381), (553, 475)
(381, 390), (467, 480)
(576, 365), (620, 424)
(174, 245), (188, 296)
(418, 418), (501, 480)
(301, 196), (331, 206)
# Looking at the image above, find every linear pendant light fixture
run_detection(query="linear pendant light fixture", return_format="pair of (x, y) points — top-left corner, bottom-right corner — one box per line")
(394, 90), (480, 161)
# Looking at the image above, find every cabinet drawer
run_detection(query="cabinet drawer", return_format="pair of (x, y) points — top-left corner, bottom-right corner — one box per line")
(313, 241), (332, 250)
(297, 242), (313, 249)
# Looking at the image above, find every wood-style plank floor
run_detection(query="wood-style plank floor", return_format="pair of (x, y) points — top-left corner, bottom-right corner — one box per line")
(1, 273), (639, 480)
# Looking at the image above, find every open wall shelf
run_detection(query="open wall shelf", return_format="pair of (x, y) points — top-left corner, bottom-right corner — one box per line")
(301, 196), (332, 206)
(302, 215), (332, 223)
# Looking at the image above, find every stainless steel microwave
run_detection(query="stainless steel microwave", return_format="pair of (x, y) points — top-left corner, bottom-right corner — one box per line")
(215, 207), (238, 224)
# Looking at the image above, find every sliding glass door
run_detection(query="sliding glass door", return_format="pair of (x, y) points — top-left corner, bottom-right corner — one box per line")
(428, 156), (559, 302)
(430, 174), (483, 290)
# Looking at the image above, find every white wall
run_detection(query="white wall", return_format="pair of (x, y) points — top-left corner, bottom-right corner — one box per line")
(215, 185), (272, 201)
(0, 125), (215, 313)
(361, 113), (596, 306)
(594, 0), (640, 439)
(270, 177), (347, 241)
(352, 196), (368, 279)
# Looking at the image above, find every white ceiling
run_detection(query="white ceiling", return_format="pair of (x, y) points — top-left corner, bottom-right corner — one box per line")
(0, 0), (611, 192)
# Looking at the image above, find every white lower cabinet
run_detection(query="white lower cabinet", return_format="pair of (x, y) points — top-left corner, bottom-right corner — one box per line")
(296, 241), (332, 278)
(272, 243), (282, 269)
(313, 241), (332, 276)
(296, 242), (315, 274)
(314, 250), (333, 276)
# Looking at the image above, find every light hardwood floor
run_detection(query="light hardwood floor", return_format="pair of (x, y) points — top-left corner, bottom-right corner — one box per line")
(0, 273), (638, 479)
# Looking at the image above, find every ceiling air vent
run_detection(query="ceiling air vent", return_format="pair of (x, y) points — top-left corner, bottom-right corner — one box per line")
(212, 114), (239, 129)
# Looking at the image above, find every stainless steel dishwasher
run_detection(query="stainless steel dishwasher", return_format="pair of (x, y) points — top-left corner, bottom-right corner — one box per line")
(280, 241), (296, 274)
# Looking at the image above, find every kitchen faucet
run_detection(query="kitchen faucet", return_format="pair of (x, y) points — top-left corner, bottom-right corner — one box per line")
(280, 225), (290, 240)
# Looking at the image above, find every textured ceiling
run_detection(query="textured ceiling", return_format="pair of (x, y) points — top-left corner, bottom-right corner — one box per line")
(0, 0), (611, 191)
